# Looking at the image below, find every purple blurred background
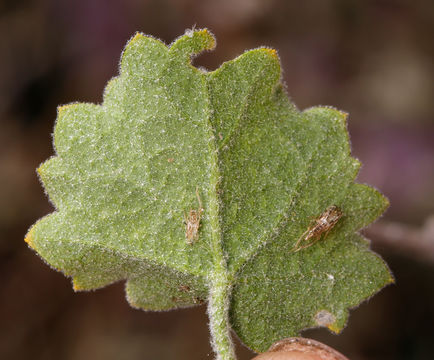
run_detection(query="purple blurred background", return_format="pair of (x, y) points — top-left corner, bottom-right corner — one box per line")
(1, 1), (433, 359)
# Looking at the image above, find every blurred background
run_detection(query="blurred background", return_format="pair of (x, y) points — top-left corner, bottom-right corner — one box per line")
(1, 0), (433, 359)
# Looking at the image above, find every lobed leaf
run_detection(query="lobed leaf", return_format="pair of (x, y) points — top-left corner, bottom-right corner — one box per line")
(26, 29), (392, 357)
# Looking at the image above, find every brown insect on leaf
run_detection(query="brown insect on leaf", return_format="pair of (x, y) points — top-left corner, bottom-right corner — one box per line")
(291, 205), (343, 252)
(184, 188), (204, 244)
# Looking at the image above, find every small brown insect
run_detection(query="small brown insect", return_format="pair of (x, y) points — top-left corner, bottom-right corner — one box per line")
(291, 205), (343, 252)
(184, 188), (204, 244)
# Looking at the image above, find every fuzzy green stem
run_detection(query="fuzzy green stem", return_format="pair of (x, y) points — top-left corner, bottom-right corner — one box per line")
(207, 269), (235, 360)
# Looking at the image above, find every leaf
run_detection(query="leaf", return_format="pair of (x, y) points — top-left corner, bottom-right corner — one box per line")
(26, 29), (393, 359)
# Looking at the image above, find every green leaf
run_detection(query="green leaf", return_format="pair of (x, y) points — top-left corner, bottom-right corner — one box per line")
(26, 29), (393, 359)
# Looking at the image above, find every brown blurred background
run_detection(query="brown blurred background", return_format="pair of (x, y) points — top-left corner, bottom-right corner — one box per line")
(1, 1), (433, 359)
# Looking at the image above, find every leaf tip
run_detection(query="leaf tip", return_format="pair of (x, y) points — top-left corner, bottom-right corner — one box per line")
(260, 47), (279, 60)
(72, 278), (84, 292)
(36, 161), (52, 185)
(24, 227), (35, 249)
(57, 104), (73, 115)
(387, 274), (395, 285)
(130, 31), (146, 43)
(194, 28), (216, 51)
(327, 322), (343, 334)
(36, 164), (44, 177)
(125, 295), (139, 309)
(170, 27), (216, 59)
(382, 194), (391, 211)
(314, 310), (341, 333)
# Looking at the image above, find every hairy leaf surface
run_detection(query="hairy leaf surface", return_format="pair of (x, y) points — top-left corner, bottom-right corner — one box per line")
(26, 29), (392, 355)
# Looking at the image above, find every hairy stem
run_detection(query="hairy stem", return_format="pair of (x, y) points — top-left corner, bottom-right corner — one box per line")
(207, 270), (235, 360)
